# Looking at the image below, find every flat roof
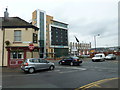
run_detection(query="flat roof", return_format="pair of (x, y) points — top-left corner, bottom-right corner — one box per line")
(51, 20), (68, 25)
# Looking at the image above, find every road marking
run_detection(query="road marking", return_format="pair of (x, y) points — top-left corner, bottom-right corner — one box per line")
(54, 70), (60, 72)
(26, 73), (40, 76)
(75, 77), (118, 90)
(59, 70), (78, 74)
(56, 66), (87, 70)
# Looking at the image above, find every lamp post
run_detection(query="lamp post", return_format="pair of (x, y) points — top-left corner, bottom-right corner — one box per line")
(94, 34), (100, 52)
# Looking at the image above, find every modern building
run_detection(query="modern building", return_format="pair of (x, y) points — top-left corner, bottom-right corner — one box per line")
(32, 9), (69, 58)
(0, 8), (39, 67)
(69, 42), (91, 56)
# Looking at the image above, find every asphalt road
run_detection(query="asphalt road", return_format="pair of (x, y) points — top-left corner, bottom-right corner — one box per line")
(2, 58), (118, 89)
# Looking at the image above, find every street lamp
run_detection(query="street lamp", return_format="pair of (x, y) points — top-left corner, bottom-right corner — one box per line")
(94, 34), (100, 52)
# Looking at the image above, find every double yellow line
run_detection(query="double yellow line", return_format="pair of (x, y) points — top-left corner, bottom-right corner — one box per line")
(75, 77), (118, 90)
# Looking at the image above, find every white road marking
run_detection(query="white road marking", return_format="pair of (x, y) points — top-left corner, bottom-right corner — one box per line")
(26, 73), (40, 76)
(56, 66), (87, 70)
(54, 70), (60, 72)
(59, 70), (78, 74)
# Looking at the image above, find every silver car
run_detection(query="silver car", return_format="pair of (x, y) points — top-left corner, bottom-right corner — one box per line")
(105, 54), (116, 60)
(21, 58), (55, 73)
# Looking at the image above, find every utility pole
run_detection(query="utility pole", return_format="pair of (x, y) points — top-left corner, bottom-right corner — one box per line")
(94, 34), (100, 52)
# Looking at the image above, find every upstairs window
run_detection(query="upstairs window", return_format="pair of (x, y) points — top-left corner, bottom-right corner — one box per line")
(14, 30), (21, 42)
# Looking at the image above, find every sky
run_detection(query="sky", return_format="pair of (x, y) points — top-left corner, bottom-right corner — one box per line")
(0, 0), (119, 48)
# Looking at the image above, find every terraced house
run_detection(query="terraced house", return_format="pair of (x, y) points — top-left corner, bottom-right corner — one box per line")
(0, 8), (39, 67)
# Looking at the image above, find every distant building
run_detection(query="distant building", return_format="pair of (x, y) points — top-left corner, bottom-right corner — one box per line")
(90, 46), (120, 56)
(69, 42), (91, 56)
(32, 9), (69, 58)
(0, 8), (39, 67)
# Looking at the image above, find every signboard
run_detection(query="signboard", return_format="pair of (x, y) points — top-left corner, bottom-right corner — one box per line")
(29, 43), (34, 51)
(23, 41), (32, 43)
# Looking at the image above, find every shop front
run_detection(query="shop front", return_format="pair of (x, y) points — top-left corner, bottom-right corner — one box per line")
(6, 46), (40, 67)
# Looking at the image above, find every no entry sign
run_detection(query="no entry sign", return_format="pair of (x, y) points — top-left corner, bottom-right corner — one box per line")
(29, 43), (34, 50)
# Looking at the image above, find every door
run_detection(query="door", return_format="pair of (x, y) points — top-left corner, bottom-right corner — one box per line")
(65, 57), (72, 64)
(38, 59), (49, 69)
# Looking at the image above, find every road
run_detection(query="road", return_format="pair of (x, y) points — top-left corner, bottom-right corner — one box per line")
(2, 58), (118, 89)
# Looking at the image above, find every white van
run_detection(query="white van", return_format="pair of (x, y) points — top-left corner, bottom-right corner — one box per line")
(92, 53), (105, 62)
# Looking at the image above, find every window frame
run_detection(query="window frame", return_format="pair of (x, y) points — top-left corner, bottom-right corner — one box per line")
(14, 30), (21, 42)
(10, 51), (24, 59)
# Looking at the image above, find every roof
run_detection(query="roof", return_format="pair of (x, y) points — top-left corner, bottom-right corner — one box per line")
(0, 17), (39, 30)
(51, 19), (68, 25)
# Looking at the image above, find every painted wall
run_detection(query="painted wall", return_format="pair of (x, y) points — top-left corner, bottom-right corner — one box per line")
(2, 28), (38, 66)
(0, 28), (3, 66)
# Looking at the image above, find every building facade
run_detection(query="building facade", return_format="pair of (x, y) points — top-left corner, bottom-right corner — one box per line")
(32, 9), (69, 58)
(32, 9), (46, 58)
(69, 42), (91, 56)
(0, 27), (3, 66)
(0, 9), (39, 67)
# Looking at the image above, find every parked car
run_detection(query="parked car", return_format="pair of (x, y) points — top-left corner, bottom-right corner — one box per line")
(105, 54), (116, 60)
(59, 56), (82, 66)
(21, 58), (55, 73)
(92, 53), (105, 62)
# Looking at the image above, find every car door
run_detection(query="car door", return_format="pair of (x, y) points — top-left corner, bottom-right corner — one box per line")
(41, 59), (50, 69)
(65, 57), (72, 64)
(38, 59), (49, 69)
(32, 59), (40, 70)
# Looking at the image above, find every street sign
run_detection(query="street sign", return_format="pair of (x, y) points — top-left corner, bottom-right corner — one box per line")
(29, 43), (34, 51)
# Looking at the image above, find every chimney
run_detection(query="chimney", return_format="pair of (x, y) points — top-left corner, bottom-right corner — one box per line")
(4, 8), (9, 20)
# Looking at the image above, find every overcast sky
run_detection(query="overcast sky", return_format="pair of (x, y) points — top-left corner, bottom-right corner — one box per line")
(0, 0), (119, 48)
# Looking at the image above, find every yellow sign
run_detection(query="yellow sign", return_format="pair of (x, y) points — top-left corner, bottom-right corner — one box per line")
(90, 50), (95, 53)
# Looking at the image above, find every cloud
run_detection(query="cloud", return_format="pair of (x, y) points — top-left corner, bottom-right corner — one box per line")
(0, 0), (118, 47)
(68, 17), (118, 47)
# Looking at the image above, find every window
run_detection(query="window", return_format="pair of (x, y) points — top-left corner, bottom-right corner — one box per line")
(33, 33), (38, 43)
(10, 51), (24, 59)
(34, 59), (39, 63)
(14, 30), (21, 42)
(38, 59), (47, 63)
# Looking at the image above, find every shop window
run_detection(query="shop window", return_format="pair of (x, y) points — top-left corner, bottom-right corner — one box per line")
(10, 51), (24, 59)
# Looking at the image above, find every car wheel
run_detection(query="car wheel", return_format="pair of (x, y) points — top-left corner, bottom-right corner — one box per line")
(101, 59), (105, 62)
(78, 63), (80, 66)
(28, 68), (35, 74)
(92, 60), (95, 62)
(49, 65), (55, 70)
(59, 62), (62, 65)
(70, 62), (73, 66)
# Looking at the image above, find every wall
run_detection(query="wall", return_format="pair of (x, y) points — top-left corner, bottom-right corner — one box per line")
(0, 28), (3, 66)
(46, 15), (54, 58)
(3, 28), (38, 66)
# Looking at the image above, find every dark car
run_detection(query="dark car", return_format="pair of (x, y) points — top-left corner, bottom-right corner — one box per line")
(59, 56), (82, 66)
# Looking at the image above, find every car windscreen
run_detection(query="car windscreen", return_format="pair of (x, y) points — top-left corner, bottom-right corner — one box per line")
(95, 55), (102, 57)
(71, 57), (79, 59)
(107, 54), (113, 56)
